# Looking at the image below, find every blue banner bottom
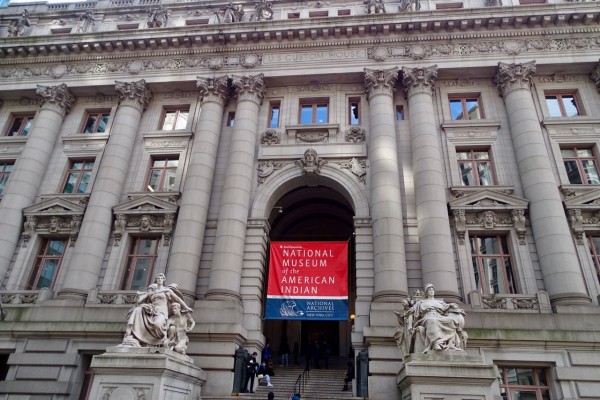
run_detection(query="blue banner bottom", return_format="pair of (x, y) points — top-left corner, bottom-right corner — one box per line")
(265, 298), (348, 320)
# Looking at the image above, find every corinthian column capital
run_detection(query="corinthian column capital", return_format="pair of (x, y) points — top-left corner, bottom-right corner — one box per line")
(401, 65), (438, 98)
(494, 61), (536, 97)
(231, 74), (265, 105)
(364, 67), (399, 100)
(196, 75), (230, 106)
(591, 61), (600, 90)
(36, 83), (76, 116)
(115, 79), (152, 111)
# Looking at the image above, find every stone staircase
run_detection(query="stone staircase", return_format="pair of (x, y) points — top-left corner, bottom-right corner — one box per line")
(203, 357), (362, 400)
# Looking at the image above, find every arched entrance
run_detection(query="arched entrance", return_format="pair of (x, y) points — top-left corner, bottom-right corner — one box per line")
(263, 185), (355, 364)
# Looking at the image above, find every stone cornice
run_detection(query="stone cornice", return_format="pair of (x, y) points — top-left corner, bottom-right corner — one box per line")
(1, 4), (599, 60)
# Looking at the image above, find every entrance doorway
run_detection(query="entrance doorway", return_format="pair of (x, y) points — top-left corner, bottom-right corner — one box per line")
(263, 186), (355, 361)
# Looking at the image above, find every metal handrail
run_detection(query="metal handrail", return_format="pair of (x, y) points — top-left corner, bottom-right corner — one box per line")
(289, 368), (309, 400)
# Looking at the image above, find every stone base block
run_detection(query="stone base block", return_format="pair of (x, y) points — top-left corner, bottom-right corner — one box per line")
(88, 347), (206, 400)
(397, 354), (497, 400)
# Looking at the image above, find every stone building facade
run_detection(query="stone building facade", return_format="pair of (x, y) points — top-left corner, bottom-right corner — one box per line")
(0, 0), (599, 398)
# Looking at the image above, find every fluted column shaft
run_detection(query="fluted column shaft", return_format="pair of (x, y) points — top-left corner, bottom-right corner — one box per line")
(206, 74), (265, 302)
(0, 84), (75, 286)
(364, 68), (408, 301)
(402, 66), (460, 301)
(168, 76), (229, 299)
(59, 80), (151, 298)
(495, 61), (590, 305)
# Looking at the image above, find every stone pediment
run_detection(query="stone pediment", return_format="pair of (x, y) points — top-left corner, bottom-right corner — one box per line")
(448, 188), (528, 211)
(22, 196), (88, 246)
(113, 195), (178, 216)
(23, 197), (86, 216)
(563, 188), (600, 210)
(112, 195), (178, 247)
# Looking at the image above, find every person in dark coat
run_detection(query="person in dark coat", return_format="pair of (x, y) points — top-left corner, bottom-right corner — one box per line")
(244, 352), (258, 393)
(343, 361), (355, 391)
(293, 341), (300, 366)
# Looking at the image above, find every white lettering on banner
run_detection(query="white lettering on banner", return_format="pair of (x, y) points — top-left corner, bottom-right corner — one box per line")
(263, 49), (367, 65)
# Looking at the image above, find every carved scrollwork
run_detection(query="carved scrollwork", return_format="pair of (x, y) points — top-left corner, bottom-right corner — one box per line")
(36, 83), (76, 115)
(115, 79), (152, 111)
(196, 75), (230, 106)
(401, 65), (438, 97)
(338, 158), (367, 184)
(345, 127), (366, 143)
(364, 67), (399, 100)
(231, 74), (265, 105)
(494, 61), (536, 97)
(261, 129), (280, 145)
(257, 161), (285, 184)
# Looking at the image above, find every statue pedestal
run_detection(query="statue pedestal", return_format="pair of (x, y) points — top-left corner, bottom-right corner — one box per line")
(88, 347), (206, 400)
(397, 354), (497, 400)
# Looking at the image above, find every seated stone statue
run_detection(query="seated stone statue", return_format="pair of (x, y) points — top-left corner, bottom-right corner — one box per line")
(395, 284), (467, 356)
(120, 273), (193, 349)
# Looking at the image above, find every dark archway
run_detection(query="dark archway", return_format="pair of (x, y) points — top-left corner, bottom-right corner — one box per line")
(264, 186), (355, 363)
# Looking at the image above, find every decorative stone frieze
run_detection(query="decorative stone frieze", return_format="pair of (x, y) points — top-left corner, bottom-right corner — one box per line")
(36, 83), (76, 116)
(285, 124), (339, 142)
(196, 75), (230, 106)
(449, 189), (529, 245)
(22, 196), (88, 247)
(494, 61), (536, 97)
(231, 74), (265, 105)
(337, 157), (367, 184)
(115, 79), (152, 110)
(401, 65), (438, 97)
(86, 289), (137, 305)
(261, 129), (281, 145)
(345, 127), (366, 143)
(364, 67), (399, 100)
(257, 161), (285, 184)
(240, 54), (262, 68)
(536, 72), (579, 84)
(113, 195), (178, 247)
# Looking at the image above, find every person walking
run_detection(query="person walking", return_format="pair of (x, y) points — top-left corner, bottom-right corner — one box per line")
(343, 361), (355, 391)
(244, 352), (258, 393)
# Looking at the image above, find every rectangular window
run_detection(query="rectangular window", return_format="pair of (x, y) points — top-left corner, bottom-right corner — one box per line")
(288, 12), (300, 18)
(561, 147), (600, 185)
(82, 111), (110, 134)
(498, 366), (552, 400)
(227, 112), (235, 127)
(588, 235), (600, 285)
(309, 11), (328, 17)
(338, 9), (351, 15)
(268, 101), (281, 128)
(470, 235), (518, 294)
(457, 149), (495, 186)
(349, 98), (361, 125)
(62, 159), (94, 194)
(29, 238), (67, 290)
(120, 237), (160, 290)
(299, 99), (329, 124)
(396, 105), (404, 121)
(545, 93), (582, 117)
(6, 114), (34, 137)
(436, 2), (463, 9)
(0, 161), (14, 195)
(161, 107), (189, 131)
(449, 95), (483, 120)
(146, 157), (179, 192)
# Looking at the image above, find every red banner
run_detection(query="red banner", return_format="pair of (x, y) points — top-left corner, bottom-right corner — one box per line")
(266, 241), (348, 320)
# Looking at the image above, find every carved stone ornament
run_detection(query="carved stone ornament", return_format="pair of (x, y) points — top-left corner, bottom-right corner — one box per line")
(231, 74), (266, 104)
(196, 75), (230, 106)
(22, 197), (88, 247)
(296, 148), (327, 175)
(364, 0), (386, 14)
(401, 65), (438, 98)
(261, 129), (280, 145)
(338, 158), (367, 184)
(36, 83), (76, 115)
(215, 2), (244, 23)
(257, 161), (285, 184)
(364, 67), (399, 100)
(76, 10), (95, 33)
(113, 195), (178, 247)
(147, 6), (168, 28)
(240, 54), (262, 68)
(591, 61), (600, 90)
(484, 0), (502, 6)
(252, 0), (274, 21)
(399, 0), (420, 12)
(494, 61), (536, 97)
(8, 9), (30, 37)
(115, 79), (152, 111)
(345, 127), (366, 143)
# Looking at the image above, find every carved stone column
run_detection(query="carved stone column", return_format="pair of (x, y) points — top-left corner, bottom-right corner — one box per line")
(495, 61), (590, 305)
(364, 68), (408, 302)
(59, 80), (151, 300)
(167, 76), (230, 301)
(206, 74), (265, 301)
(0, 84), (75, 286)
(402, 65), (460, 301)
